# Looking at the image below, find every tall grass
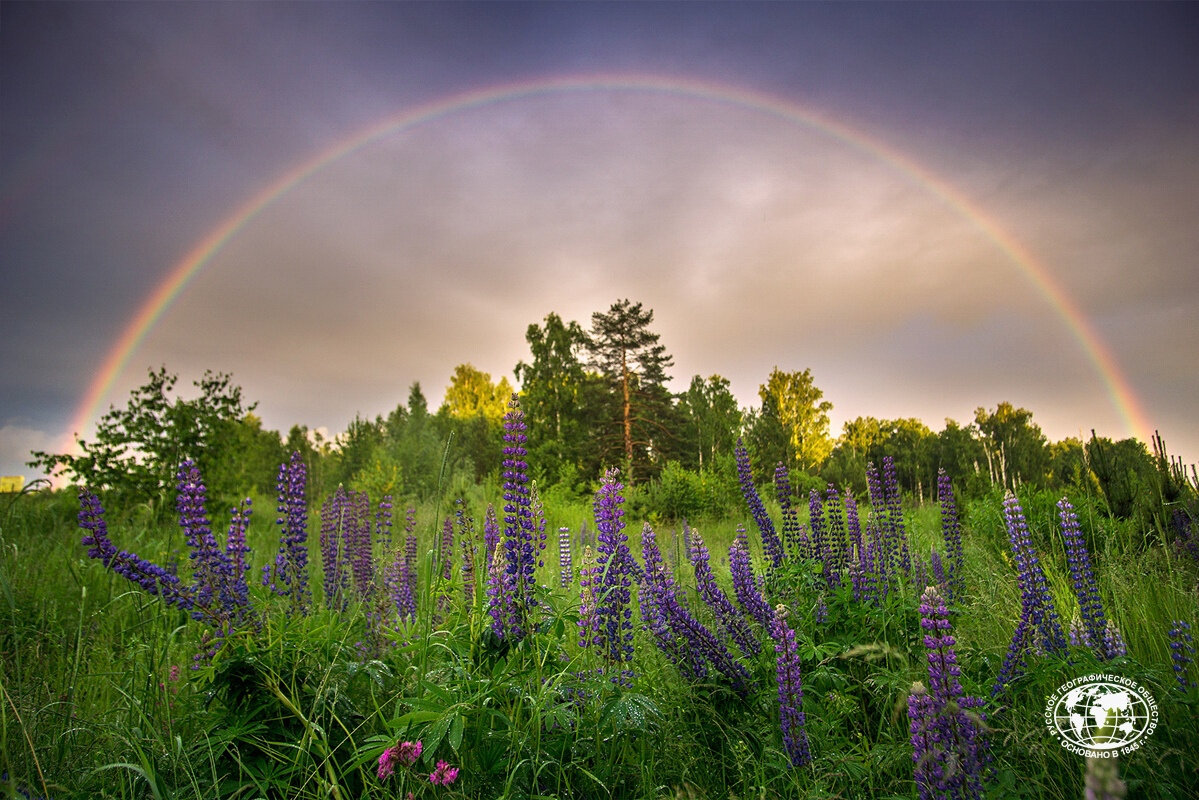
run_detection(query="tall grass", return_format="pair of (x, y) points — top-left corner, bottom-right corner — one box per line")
(1, 468), (1196, 799)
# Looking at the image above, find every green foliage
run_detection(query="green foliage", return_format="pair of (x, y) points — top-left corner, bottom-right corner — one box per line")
(756, 366), (834, 474)
(29, 366), (263, 505)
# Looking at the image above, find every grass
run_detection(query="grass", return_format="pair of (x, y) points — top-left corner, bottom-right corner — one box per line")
(1, 475), (1197, 799)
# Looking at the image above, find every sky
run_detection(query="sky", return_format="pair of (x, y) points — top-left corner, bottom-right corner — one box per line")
(2, 2), (1197, 484)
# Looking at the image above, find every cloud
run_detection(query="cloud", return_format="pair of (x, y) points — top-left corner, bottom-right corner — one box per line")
(0, 423), (61, 485)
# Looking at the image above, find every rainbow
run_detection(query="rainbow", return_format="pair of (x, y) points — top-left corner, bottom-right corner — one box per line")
(65, 73), (1153, 449)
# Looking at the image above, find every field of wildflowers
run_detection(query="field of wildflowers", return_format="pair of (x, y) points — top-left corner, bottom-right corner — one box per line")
(1, 397), (1197, 799)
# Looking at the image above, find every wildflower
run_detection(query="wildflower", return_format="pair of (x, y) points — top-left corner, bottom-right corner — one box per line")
(909, 586), (990, 799)
(558, 526), (573, 588)
(591, 469), (636, 673)
(729, 528), (771, 627)
(770, 605), (811, 767)
(1058, 498), (1110, 659)
(774, 462), (806, 558)
(1103, 621), (1128, 659)
(1168, 620), (1195, 690)
(689, 525), (760, 659)
(428, 759), (459, 786)
(937, 470), (966, 602)
(735, 440), (784, 569)
(456, 500), (477, 609)
(263, 452), (311, 615)
(397, 739), (422, 766)
(493, 395), (541, 641)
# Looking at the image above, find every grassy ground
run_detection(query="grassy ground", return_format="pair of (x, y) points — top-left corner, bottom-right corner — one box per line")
(1, 479), (1196, 799)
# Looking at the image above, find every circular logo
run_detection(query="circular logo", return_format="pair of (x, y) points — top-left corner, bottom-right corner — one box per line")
(1044, 674), (1158, 758)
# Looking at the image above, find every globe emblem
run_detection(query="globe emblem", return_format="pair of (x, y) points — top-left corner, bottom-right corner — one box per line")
(1051, 680), (1153, 750)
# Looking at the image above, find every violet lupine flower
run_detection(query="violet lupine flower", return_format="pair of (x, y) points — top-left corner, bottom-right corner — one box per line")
(176, 460), (230, 616)
(577, 545), (599, 649)
(588, 469), (636, 673)
(531, 481), (548, 569)
(929, 549), (945, 592)
(263, 452), (311, 615)
(494, 395), (539, 642)
(770, 605), (812, 768)
(456, 500), (477, 610)
(729, 528), (772, 627)
(909, 585), (990, 800)
(824, 485), (849, 574)
(937, 470), (966, 603)
(808, 488), (828, 568)
(482, 504), (500, 568)
(224, 499), (252, 613)
(1168, 620), (1196, 690)
(1103, 621), (1127, 659)
(558, 526), (573, 588)
(992, 493), (1068, 695)
(865, 463), (891, 586)
(640, 524), (751, 692)
(735, 440), (784, 569)
(439, 516), (455, 583)
(774, 462), (806, 559)
(428, 760), (459, 786)
(844, 492), (862, 564)
(881, 456), (911, 579)
(348, 490), (374, 604)
(1057, 498), (1111, 659)
(376, 494), (394, 551)
(319, 487), (352, 610)
(78, 490), (192, 610)
(689, 526), (760, 659)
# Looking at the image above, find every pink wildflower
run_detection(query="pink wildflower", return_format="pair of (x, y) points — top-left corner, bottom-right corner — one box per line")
(397, 739), (422, 766)
(428, 759), (460, 786)
(377, 746), (398, 781)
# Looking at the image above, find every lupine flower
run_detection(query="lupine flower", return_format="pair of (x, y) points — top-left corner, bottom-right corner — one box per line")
(348, 491), (374, 604)
(1168, 620), (1195, 690)
(808, 489), (828, 574)
(428, 760), (459, 786)
(482, 504), (500, 568)
(578, 545), (599, 648)
(823, 485), (849, 574)
(1057, 498), (1112, 659)
(689, 525), (760, 659)
(586, 470), (636, 679)
(176, 461), (230, 616)
(224, 499), (252, 613)
(1103, 621), (1127, 659)
(558, 526), (573, 588)
(909, 586), (990, 799)
(456, 500), (477, 610)
(735, 440), (785, 569)
(774, 462), (806, 558)
(994, 493), (1067, 694)
(882, 456), (911, 579)
(78, 489), (192, 610)
(929, 548), (945, 591)
(263, 452), (311, 615)
(729, 528), (772, 627)
(491, 395), (540, 642)
(814, 594), (828, 625)
(640, 524), (750, 692)
(319, 487), (352, 610)
(770, 605), (811, 767)
(937, 470), (966, 603)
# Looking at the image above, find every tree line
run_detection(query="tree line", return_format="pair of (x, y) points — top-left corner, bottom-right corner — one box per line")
(31, 299), (1192, 528)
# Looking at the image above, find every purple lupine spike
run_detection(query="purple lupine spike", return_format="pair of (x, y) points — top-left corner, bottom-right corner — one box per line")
(910, 585), (991, 799)
(774, 462), (805, 558)
(1168, 620), (1195, 690)
(177, 460), (230, 615)
(808, 488), (827, 567)
(929, 548), (945, 592)
(993, 494), (1067, 695)
(590, 469), (636, 677)
(348, 490), (374, 603)
(937, 470), (966, 603)
(729, 528), (771, 627)
(558, 526), (573, 588)
(881, 456), (911, 579)
(844, 492), (862, 563)
(577, 545), (599, 648)
(531, 481), (548, 570)
(824, 485), (848, 574)
(264, 452), (311, 615)
(78, 490), (193, 611)
(320, 487), (350, 610)
(224, 499), (252, 613)
(1057, 498), (1110, 659)
(494, 394), (537, 642)
(1103, 621), (1127, 659)
(735, 440), (784, 569)
(641, 524), (750, 691)
(376, 494), (393, 551)
(770, 605), (812, 768)
(690, 527), (760, 659)
(483, 504), (500, 567)
(439, 516), (454, 582)
(455, 500), (477, 611)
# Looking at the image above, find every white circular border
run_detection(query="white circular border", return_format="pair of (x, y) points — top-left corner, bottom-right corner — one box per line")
(1043, 673), (1159, 758)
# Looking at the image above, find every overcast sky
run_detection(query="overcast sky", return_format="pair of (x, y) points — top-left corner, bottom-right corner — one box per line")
(2, 2), (1197, 483)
